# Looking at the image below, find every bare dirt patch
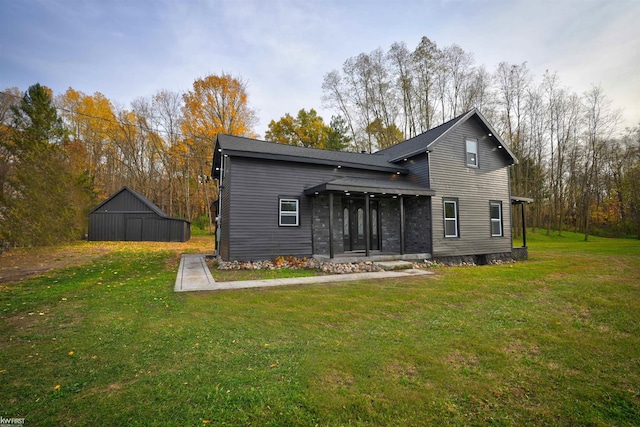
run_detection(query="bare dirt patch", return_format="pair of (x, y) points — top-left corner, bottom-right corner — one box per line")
(0, 236), (214, 285)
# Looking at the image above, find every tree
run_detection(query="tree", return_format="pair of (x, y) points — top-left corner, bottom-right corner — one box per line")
(1, 83), (93, 245)
(265, 108), (329, 148)
(580, 85), (621, 241)
(0, 88), (21, 209)
(365, 117), (404, 150)
(182, 73), (258, 226)
(411, 36), (440, 132)
(325, 115), (351, 151)
(388, 42), (415, 138)
(57, 88), (118, 196)
(182, 73), (258, 141)
(149, 90), (185, 217)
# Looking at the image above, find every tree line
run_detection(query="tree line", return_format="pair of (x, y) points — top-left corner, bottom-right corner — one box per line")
(1, 36), (638, 246)
(0, 74), (257, 245)
(320, 37), (640, 239)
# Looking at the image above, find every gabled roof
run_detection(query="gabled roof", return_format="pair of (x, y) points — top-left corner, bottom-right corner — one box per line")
(212, 109), (517, 179)
(378, 109), (518, 165)
(213, 134), (409, 177)
(90, 186), (168, 217)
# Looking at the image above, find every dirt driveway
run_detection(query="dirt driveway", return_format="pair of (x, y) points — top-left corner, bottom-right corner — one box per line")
(0, 236), (214, 284)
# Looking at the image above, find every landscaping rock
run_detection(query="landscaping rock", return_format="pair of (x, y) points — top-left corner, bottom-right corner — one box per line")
(215, 256), (385, 274)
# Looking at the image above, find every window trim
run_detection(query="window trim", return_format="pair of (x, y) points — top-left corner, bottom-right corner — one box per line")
(443, 198), (459, 238)
(279, 198), (299, 227)
(490, 200), (503, 237)
(466, 139), (478, 168)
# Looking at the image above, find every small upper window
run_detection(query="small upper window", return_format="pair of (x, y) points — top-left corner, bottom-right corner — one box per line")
(490, 201), (503, 237)
(466, 139), (478, 167)
(279, 198), (299, 226)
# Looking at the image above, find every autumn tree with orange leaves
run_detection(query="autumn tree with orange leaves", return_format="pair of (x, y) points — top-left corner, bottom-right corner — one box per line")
(181, 73), (258, 228)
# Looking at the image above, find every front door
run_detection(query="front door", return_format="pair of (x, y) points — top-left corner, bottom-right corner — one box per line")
(342, 198), (380, 252)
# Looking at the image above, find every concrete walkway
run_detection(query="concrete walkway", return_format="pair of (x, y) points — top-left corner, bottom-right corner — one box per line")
(174, 254), (433, 292)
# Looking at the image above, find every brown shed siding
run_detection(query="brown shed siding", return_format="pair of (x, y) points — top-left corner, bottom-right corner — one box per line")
(428, 117), (512, 257)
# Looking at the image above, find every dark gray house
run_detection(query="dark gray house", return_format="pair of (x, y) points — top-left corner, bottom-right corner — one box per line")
(88, 186), (190, 242)
(212, 109), (521, 263)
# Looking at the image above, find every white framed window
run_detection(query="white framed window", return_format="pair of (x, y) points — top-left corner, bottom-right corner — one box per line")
(490, 201), (503, 237)
(466, 139), (478, 168)
(279, 198), (299, 226)
(444, 199), (459, 238)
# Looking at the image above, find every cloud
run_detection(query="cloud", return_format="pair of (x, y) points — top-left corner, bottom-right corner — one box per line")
(1, 0), (637, 131)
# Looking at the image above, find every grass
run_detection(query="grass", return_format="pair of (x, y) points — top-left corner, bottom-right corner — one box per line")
(209, 266), (326, 282)
(1, 231), (639, 426)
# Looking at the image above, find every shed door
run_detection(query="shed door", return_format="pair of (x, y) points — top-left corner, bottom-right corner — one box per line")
(126, 218), (143, 241)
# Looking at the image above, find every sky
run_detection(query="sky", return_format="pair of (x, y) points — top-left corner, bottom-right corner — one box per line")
(1, 0), (638, 135)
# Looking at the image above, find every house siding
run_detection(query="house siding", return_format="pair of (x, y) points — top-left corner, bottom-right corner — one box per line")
(225, 157), (399, 261)
(219, 157), (232, 260)
(428, 117), (512, 257)
(214, 110), (515, 262)
(404, 153), (430, 187)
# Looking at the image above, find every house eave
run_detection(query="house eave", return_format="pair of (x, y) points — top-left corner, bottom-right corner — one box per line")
(304, 180), (435, 197)
(223, 149), (410, 174)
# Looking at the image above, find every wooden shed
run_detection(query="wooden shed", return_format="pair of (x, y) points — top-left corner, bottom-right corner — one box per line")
(88, 187), (190, 242)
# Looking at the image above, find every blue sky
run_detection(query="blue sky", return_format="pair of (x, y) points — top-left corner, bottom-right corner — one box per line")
(1, 0), (638, 133)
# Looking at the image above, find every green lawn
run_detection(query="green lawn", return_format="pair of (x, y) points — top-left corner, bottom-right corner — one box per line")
(1, 231), (639, 426)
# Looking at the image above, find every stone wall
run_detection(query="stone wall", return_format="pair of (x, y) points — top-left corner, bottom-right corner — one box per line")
(433, 252), (514, 266)
(379, 198), (400, 253)
(312, 195), (344, 255)
(404, 197), (432, 253)
(312, 195), (330, 255)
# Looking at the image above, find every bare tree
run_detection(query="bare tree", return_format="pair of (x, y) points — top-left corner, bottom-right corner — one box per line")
(388, 42), (415, 138)
(580, 85), (621, 240)
(410, 36), (440, 132)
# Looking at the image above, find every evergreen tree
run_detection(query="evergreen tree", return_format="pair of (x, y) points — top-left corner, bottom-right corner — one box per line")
(1, 83), (93, 245)
(325, 115), (351, 151)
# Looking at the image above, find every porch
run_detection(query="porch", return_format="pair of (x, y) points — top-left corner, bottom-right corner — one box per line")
(305, 177), (435, 261)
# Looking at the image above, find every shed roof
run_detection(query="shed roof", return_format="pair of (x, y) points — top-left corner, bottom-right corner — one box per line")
(90, 186), (190, 223)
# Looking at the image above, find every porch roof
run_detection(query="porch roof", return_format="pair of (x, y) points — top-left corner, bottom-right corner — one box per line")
(304, 177), (436, 197)
(511, 196), (534, 204)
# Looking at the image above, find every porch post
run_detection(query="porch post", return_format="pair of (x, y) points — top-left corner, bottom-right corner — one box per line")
(365, 194), (370, 257)
(399, 196), (405, 255)
(521, 202), (527, 248)
(329, 192), (334, 259)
